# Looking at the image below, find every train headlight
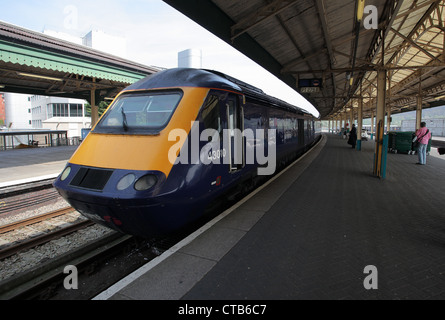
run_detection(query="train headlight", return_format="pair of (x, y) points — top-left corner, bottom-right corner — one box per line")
(60, 166), (71, 181)
(117, 174), (136, 191)
(134, 174), (158, 191)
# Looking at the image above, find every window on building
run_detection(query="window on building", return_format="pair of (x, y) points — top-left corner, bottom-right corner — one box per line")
(46, 102), (86, 118)
(52, 103), (69, 117)
(47, 104), (53, 118)
(70, 104), (83, 117)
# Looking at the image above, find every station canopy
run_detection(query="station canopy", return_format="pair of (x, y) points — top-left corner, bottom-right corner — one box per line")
(164, 0), (445, 120)
(0, 21), (159, 103)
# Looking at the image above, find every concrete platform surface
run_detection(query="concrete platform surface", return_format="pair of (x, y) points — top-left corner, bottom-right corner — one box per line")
(0, 146), (77, 187)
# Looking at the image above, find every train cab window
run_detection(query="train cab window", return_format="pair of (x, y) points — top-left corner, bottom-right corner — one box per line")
(94, 91), (182, 134)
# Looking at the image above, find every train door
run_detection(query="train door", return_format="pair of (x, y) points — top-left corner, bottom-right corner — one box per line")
(226, 94), (245, 172)
(298, 118), (305, 146)
(308, 120), (313, 141)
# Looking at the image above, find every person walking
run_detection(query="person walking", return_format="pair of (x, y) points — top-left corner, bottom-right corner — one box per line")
(414, 122), (431, 165)
(348, 124), (357, 149)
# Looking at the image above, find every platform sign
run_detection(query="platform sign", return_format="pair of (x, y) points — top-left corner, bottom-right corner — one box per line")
(299, 78), (323, 93)
(300, 87), (321, 93)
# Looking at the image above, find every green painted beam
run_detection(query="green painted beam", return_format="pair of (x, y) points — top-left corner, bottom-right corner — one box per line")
(0, 40), (146, 84)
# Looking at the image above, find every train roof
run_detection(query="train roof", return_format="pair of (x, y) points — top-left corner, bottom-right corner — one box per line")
(124, 68), (309, 116)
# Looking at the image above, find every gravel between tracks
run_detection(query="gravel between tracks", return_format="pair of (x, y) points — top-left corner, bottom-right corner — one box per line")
(0, 223), (114, 281)
(0, 198), (69, 227)
(0, 197), (115, 282)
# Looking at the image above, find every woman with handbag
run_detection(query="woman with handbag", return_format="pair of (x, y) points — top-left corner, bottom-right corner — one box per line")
(414, 122), (431, 165)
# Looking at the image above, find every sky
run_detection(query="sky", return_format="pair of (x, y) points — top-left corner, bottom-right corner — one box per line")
(0, 0), (320, 117)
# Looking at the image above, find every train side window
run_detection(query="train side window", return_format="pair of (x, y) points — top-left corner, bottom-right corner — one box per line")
(201, 95), (222, 137)
(226, 95), (244, 171)
(227, 100), (236, 136)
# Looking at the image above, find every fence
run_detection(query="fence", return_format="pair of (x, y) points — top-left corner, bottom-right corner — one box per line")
(0, 130), (74, 151)
(401, 119), (445, 137)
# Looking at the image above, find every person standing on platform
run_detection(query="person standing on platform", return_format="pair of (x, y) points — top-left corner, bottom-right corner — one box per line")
(415, 122), (431, 165)
(348, 124), (357, 149)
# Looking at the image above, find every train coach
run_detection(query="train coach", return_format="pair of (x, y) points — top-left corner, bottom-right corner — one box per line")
(54, 68), (321, 238)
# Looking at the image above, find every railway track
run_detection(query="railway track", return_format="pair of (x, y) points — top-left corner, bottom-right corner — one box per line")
(0, 189), (60, 215)
(0, 206), (203, 300)
(0, 179), (62, 216)
(0, 207), (75, 234)
(0, 178), (55, 196)
(0, 207), (94, 260)
(0, 231), (139, 300)
(0, 178), (163, 300)
(0, 204), (136, 300)
(0, 200), (170, 300)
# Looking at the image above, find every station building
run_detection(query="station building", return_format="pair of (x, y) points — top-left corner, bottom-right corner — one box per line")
(0, 28), (128, 142)
(2, 93), (32, 130)
(29, 95), (90, 139)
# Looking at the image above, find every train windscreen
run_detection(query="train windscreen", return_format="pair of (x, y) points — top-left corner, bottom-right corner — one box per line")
(94, 91), (183, 134)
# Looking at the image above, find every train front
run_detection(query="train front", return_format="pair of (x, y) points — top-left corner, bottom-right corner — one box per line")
(54, 73), (210, 237)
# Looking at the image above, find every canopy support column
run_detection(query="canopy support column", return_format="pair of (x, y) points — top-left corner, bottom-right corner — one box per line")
(373, 69), (387, 178)
(90, 87), (99, 127)
(416, 95), (422, 131)
(357, 96), (363, 151)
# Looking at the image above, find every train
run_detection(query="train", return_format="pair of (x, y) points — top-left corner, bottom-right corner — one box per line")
(54, 68), (321, 238)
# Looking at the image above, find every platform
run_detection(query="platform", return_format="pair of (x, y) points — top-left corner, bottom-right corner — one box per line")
(0, 146), (77, 188)
(93, 134), (445, 300)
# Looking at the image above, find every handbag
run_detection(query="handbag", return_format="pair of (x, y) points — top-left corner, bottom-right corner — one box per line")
(413, 130), (429, 149)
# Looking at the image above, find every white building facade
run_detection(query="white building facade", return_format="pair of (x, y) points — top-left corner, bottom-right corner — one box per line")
(178, 49), (203, 68)
(83, 30), (128, 59)
(2, 29), (127, 138)
(30, 95), (90, 138)
(3, 93), (33, 130)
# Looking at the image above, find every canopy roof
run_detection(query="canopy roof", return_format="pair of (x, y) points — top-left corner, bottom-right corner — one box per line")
(164, 0), (445, 119)
(0, 21), (160, 102)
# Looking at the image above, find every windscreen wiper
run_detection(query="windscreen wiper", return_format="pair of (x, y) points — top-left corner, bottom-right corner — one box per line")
(121, 108), (129, 131)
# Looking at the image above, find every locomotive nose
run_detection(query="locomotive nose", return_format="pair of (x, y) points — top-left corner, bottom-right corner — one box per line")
(53, 164), (172, 237)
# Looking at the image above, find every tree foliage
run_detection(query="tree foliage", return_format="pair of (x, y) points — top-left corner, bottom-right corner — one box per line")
(85, 101), (110, 117)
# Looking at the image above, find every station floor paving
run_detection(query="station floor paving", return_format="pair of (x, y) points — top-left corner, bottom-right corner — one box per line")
(93, 134), (445, 300)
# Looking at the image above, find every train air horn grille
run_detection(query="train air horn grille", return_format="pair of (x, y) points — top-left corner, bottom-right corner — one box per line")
(70, 167), (113, 191)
